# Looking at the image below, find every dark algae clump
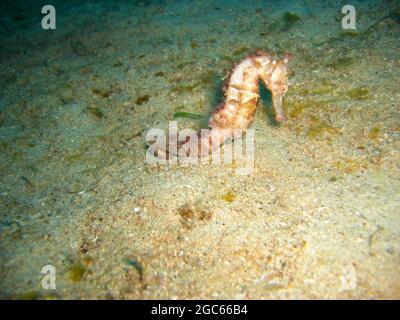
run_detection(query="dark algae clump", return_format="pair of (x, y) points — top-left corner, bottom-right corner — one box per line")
(92, 88), (112, 98)
(263, 11), (301, 33)
(368, 126), (380, 140)
(170, 82), (200, 94)
(282, 12), (301, 31)
(347, 87), (370, 100)
(326, 56), (354, 70)
(135, 94), (150, 105)
(85, 106), (105, 119)
(220, 190), (236, 203)
(124, 257), (144, 281)
(173, 112), (207, 120)
(178, 201), (213, 229)
(233, 46), (250, 56)
(67, 262), (87, 282)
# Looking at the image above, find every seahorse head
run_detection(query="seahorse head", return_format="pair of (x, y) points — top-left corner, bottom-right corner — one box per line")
(271, 53), (291, 94)
(256, 52), (291, 95)
(256, 51), (292, 122)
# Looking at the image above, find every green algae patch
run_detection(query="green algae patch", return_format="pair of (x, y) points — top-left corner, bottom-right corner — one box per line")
(307, 122), (338, 139)
(347, 87), (370, 100)
(340, 30), (360, 38)
(333, 158), (368, 174)
(176, 60), (192, 69)
(198, 69), (219, 86)
(92, 88), (113, 99)
(387, 8), (400, 23)
(296, 87), (310, 96)
(124, 257), (144, 281)
(310, 83), (334, 95)
(171, 82), (200, 94)
(67, 262), (87, 282)
(221, 54), (235, 62)
(65, 152), (85, 164)
(314, 30), (359, 47)
(286, 97), (332, 121)
(85, 106), (105, 119)
(368, 126), (380, 140)
(287, 101), (306, 119)
(16, 291), (59, 300)
(265, 12), (301, 33)
(282, 12), (301, 31)
(306, 116), (340, 139)
(135, 94), (150, 105)
(283, 12), (301, 23)
(293, 81), (336, 97)
(220, 191), (236, 203)
(326, 56), (354, 70)
(17, 291), (41, 300)
(233, 46), (250, 56)
(363, 8), (400, 37)
(173, 112), (207, 120)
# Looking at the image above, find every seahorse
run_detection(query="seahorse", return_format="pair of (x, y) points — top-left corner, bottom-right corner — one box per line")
(156, 50), (291, 160)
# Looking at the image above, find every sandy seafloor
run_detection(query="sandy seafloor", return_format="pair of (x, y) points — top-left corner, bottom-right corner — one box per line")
(0, 0), (399, 299)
